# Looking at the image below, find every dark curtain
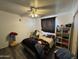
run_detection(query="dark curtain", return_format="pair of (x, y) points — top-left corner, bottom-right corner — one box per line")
(41, 17), (55, 33)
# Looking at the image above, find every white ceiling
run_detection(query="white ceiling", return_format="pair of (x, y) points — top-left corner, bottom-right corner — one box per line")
(0, 0), (77, 17)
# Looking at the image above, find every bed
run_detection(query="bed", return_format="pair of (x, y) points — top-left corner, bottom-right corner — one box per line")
(21, 36), (54, 59)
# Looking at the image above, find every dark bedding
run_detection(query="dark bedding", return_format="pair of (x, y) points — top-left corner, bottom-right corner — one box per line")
(21, 37), (50, 59)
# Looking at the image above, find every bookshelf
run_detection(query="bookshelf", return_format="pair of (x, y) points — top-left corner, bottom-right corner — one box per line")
(56, 24), (72, 49)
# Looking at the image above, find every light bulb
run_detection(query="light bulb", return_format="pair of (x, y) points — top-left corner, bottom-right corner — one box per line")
(35, 14), (38, 17)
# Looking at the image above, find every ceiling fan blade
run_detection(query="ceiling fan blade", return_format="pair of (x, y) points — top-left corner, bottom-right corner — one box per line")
(36, 9), (54, 13)
(36, 4), (56, 9)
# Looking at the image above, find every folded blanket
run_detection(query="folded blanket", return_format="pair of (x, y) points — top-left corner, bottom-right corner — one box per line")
(39, 35), (54, 48)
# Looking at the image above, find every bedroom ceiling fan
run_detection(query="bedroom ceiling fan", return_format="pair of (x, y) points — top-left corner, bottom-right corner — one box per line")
(29, 6), (38, 17)
(21, 0), (56, 17)
(20, 0), (40, 17)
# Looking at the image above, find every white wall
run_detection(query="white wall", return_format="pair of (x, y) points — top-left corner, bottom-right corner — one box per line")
(56, 12), (73, 26)
(0, 10), (38, 49)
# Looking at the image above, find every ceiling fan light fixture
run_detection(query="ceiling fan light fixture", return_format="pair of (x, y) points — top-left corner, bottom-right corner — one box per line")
(30, 14), (35, 17)
(30, 9), (38, 17)
(34, 14), (38, 17)
(29, 7), (39, 18)
(30, 13), (38, 17)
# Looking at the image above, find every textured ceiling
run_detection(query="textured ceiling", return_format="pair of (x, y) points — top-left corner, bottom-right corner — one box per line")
(0, 0), (77, 17)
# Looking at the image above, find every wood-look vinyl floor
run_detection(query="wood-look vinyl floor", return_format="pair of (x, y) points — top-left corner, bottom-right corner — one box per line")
(0, 44), (55, 59)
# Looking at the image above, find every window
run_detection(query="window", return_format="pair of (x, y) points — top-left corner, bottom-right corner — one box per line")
(41, 17), (55, 33)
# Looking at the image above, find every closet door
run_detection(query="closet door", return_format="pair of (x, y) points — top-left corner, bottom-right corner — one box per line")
(71, 11), (78, 56)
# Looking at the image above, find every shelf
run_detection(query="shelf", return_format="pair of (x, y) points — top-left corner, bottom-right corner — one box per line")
(56, 25), (72, 49)
(62, 40), (68, 42)
(62, 42), (68, 46)
(62, 45), (68, 48)
(56, 32), (62, 34)
(56, 43), (62, 47)
(57, 36), (62, 39)
(56, 46), (62, 48)
(63, 32), (70, 34)
(62, 38), (69, 40)
(62, 37), (69, 39)
(62, 34), (69, 37)
(56, 41), (68, 45)
(56, 42), (62, 44)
